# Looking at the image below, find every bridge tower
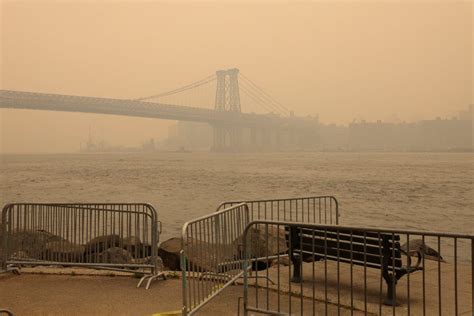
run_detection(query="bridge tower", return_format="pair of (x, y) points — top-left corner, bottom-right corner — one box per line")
(212, 68), (242, 151)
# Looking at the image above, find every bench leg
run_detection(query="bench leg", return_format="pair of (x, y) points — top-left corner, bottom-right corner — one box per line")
(383, 276), (400, 306)
(289, 227), (302, 283)
(290, 254), (302, 283)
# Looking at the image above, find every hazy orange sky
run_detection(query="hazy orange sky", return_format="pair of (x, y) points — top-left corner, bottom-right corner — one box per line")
(1, 1), (472, 153)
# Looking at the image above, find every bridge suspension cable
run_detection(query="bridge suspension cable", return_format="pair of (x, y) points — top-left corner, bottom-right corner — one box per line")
(136, 74), (216, 101)
(239, 73), (291, 116)
(239, 78), (287, 116)
(239, 82), (281, 115)
(133, 70), (292, 115)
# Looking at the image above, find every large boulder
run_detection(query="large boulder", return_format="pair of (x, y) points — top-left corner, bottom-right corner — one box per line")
(123, 236), (141, 256)
(84, 234), (122, 254)
(3, 229), (64, 260)
(43, 240), (85, 262)
(159, 237), (227, 272)
(158, 237), (181, 270)
(97, 247), (133, 264)
(140, 242), (153, 258)
(185, 238), (236, 273)
(158, 226), (288, 273)
(158, 226), (287, 273)
(244, 224), (288, 258)
(230, 224), (288, 271)
(122, 236), (153, 258)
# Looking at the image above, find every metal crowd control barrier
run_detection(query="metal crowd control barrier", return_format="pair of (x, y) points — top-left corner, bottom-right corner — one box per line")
(216, 196), (339, 225)
(242, 220), (474, 316)
(1, 203), (164, 288)
(181, 203), (250, 316)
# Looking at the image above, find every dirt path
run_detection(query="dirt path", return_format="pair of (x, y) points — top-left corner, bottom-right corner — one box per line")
(0, 271), (365, 316)
(0, 273), (183, 316)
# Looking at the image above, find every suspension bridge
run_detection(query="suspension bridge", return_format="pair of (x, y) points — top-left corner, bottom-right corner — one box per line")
(0, 68), (319, 151)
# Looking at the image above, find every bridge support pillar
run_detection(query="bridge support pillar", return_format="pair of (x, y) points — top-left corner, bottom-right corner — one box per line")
(275, 129), (282, 150)
(213, 68), (243, 152)
(211, 125), (242, 152)
(212, 126), (226, 151)
(250, 127), (257, 149)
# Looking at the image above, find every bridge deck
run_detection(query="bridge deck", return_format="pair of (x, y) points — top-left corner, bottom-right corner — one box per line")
(0, 90), (292, 127)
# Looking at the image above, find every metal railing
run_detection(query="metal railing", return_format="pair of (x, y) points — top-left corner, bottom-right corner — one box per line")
(216, 196), (339, 225)
(181, 203), (250, 316)
(242, 220), (474, 316)
(1, 203), (163, 288)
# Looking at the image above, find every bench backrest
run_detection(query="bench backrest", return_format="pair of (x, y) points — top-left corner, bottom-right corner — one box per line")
(287, 226), (402, 270)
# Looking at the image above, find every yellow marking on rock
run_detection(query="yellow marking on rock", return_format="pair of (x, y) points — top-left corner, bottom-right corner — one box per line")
(152, 310), (181, 316)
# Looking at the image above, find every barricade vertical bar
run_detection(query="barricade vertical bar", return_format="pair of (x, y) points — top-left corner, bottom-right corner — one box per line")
(277, 200), (280, 221)
(471, 238), (473, 316)
(324, 198), (327, 224)
(197, 220), (203, 303)
(454, 237), (458, 316)
(364, 231), (368, 314)
(312, 228), (316, 315)
(255, 219), (260, 310)
(299, 225), (303, 316)
(192, 223), (198, 307)
(350, 230), (354, 315)
(266, 224), (270, 310)
(181, 249), (187, 316)
(438, 236), (442, 315)
(422, 234), (426, 316)
(205, 218), (212, 294)
(306, 198), (310, 223)
(277, 222), (281, 313)
(337, 229), (341, 315)
(243, 222), (250, 316)
(330, 198), (333, 225)
(288, 225), (292, 315)
(324, 228), (328, 315)
(407, 234), (411, 316)
(391, 232), (396, 316)
(378, 232), (383, 316)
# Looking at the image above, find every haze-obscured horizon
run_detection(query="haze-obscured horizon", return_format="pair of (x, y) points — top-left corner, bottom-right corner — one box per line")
(1, 1), (472, 153)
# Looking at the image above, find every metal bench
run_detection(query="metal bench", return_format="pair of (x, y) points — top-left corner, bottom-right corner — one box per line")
(287, 226), (423, 306)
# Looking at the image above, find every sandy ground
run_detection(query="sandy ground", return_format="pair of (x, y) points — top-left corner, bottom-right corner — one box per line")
(0, 272), (182, 316)
(0, 268), (366, 316)
(244, 260), (473, 316)
(1, 260), (471, 316)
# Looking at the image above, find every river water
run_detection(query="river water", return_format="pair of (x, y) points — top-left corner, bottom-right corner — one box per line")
(1, 152), (472, 242)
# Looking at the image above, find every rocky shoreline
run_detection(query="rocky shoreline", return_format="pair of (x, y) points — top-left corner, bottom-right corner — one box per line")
(1, 224), (290, 272)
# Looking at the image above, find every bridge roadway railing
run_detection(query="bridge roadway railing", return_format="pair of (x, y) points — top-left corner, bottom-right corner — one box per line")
(1, 203), (163, 288)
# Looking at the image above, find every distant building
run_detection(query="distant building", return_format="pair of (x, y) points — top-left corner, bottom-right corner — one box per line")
(164, 121), (212, 151)
(459, 104), (473, 121)
(317, 105), (473, 152)
(164, 105), (473, 152)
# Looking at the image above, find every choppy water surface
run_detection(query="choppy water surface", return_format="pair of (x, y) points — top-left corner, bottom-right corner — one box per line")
(1, 152), (472, 241)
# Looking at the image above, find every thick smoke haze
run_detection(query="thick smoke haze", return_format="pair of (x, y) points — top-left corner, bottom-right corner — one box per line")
(1, 1), (472, 153)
